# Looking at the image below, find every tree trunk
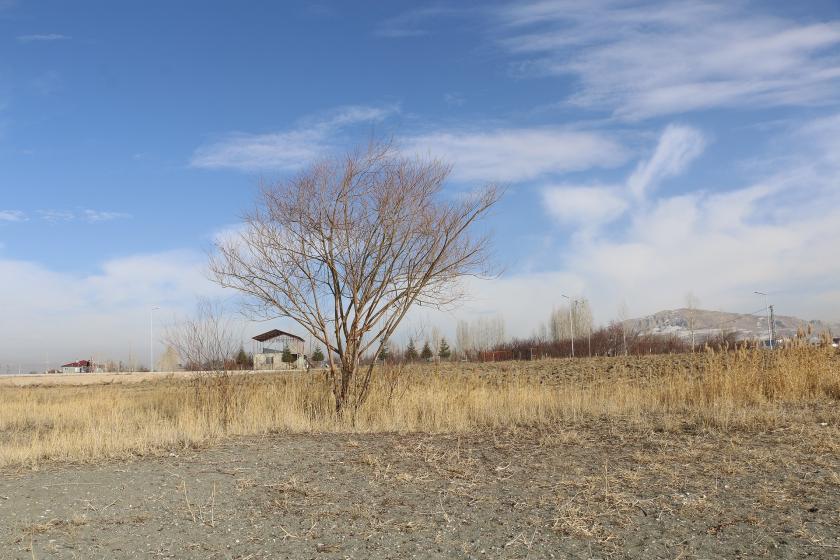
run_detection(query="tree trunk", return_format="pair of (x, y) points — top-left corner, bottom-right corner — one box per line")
(334, 359), (355, 415)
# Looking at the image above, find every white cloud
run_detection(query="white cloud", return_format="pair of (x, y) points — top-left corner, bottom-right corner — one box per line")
(541, 185), (627, 226)
(402, 269), (585, 341)
(437, 162), (840, 338)
(405, 127), (627, 183)
(627, 124), (706, 198)
(375, 7), (464, 38)
(0, 210), (26, 222)
(797, 113), (840, 167)
(540, 123), (705, 229)
(497, 1), (840, 119)
(443, 113), (840, 335)
(17, 33), (70, 43)
(37, 209), (131, 223)
(0, 247), (322, 371)
(541, 113), (840, 324)
(0, 251), (227, 371)
(82, 209), (132, 223)
(444, 92), (466, 107)
(211, 223), (248, 246)
(191, 104), (400, 172)
(191, 129), (326, 172)
(38, 210), (75, 222)
(570, 184), (840, 322)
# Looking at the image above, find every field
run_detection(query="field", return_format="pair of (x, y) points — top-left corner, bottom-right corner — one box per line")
(1, 346), (839, 558)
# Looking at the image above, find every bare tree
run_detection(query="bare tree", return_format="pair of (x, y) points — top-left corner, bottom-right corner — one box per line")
(456, 319), (473, 359)
(157, 345), (181, 372)
(685, 291), (700, 352)
(164, 299), (241, 429)
(549, 299), (593, 345)
(575, 298), (594, 357)
(165, 299), (239, 372)
(617, 301), (630, 356)
(534, 321), (549, 344)
(210, 143), (500, 414)
(455, 315), (506, 357)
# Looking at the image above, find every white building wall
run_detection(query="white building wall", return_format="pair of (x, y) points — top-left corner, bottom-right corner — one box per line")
(254, 353), (307, 371)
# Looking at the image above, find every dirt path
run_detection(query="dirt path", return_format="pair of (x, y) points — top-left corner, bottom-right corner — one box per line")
(1, 423), (839, 559)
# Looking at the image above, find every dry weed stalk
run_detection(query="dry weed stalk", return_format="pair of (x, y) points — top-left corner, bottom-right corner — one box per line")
(0, 346), (837, 468)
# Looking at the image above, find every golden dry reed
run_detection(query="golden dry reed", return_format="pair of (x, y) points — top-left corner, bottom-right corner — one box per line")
(0, 344), (837, 468)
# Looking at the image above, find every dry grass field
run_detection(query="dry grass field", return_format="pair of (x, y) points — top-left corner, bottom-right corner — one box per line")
(1, 345), (839, 558)
(1, 345), (838, 469)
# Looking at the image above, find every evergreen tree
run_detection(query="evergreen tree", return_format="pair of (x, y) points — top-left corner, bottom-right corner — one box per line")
(311, 346), (324, 362)
(378, 340), (390, 362)
(235, 346), (249, 369)
(438, 338), (451, 360)
(281, 344), (294, 364)
(420, 341), (433, 361)
(404, 338), (418, 361)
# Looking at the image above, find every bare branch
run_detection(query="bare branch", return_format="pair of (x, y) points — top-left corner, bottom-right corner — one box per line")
(209, 142), (500, 413)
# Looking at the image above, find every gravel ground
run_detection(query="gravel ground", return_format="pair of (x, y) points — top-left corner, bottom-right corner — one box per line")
(1, 421), (839, 559)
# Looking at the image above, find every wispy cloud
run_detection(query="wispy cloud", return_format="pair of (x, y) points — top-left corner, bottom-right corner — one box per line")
(496, 0), (840, 119)
(17, 33), (71, 43)
(541, 124), (705, 227)
(38, 209), (131, 223)
(38, 210), (74, 222)
(375, 7), (464, 38)
(444, 92), (466, 107)
(542, 185), (628, 226)
(626, 125), (706, 198)
(0, 210), (26, 222)
(535, 113), (840, 323)
(404, 127), (628, 183)
(191, 104), (400, 172)
(82, 209), (132, 223)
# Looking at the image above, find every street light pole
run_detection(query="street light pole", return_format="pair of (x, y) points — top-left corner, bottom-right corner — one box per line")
(150, 306), (160, 371)
(754, 291), (772, 349)
(561, 294), (575, 358)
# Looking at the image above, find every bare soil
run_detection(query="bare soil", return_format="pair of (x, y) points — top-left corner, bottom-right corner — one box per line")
(2, 419), (839, 559)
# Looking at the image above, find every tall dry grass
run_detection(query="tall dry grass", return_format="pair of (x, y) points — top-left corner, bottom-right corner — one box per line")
(0, 345), (837, 468)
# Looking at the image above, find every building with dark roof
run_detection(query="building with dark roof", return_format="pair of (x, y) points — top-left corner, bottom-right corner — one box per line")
(60, 360), (92, 374)
(252, 330), (307, 370)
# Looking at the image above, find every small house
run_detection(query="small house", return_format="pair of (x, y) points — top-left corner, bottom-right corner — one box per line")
(61, 360), (92, 374)
(252, 330), (307, 370)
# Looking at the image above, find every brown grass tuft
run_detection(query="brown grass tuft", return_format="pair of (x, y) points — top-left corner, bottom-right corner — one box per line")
(0, 345), (837, 468)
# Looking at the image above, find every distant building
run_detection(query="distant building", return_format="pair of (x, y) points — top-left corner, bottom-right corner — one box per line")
(252, 330), (307, 370)
(60, 360), (92, 374)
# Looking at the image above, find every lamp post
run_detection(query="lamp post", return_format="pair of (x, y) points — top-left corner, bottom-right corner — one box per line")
(753, 291), (772, 349)
(561, 294), (576, 358)
(150, 306), (160, 371)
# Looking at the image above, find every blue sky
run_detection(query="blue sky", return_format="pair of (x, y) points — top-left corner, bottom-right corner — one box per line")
(2, 0), (840, 370)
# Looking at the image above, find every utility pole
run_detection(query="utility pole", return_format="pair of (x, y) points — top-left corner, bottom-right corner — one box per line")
(769, 305), (776, 347)
(561, 294), (576, 358)
(754, 291), (773, 349)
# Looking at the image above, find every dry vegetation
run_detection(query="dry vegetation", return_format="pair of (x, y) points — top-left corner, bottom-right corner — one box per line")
(2, 345), (840, 558)
(1, 345), (838, 469)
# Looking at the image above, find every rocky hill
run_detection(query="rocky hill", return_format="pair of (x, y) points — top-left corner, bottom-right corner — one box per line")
(628, 308), (838, 342)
